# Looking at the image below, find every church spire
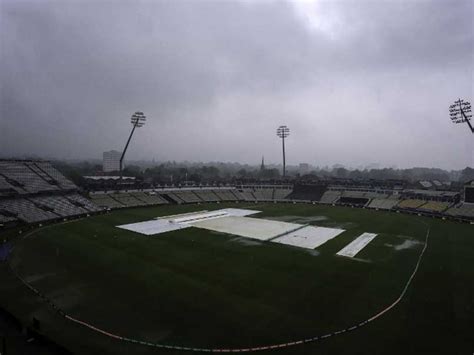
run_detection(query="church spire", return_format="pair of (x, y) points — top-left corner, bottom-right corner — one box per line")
(260, 156), (265, 171)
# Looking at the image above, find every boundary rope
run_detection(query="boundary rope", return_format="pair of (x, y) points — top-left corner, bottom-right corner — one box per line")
(6, 215), (431, 353)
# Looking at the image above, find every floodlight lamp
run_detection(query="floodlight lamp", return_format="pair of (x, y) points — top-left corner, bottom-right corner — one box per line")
(276, 125), (290, 138)
(131, 111), (146, 127)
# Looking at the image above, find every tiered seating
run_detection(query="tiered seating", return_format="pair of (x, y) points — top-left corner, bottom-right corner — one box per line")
(161, 192), (184, 204)
(0, 214), (17, 223)
(229, 190), (245, 201)
(319, 191), (341, 204)
(0, 160), (104, 224)
(446, 204), (474, 218)
(364, 192), (389, 199)
(273, 189), (291, 200)
(235, 190), (256, 201)
(214, 190), (239, 201)
(67, 194), (104, 212)
(30, 196), (88, 217)
(173, 191), (202, 203)
(110, 193), (144, 207)
(418, 201), (450, 213)
(89, 194), (125, 208)
(368, 198), (399, 210)
(34, 162), (77, 190)
(397, 199), (426, 209)
(0, 175), (18, 197)
(129, 192), (168, 205)
(0, 161), (58, 194)
(286, 184), (326, 201)
(252, 190), (266, 200)
(193, 190), (220, 202)
(252, 189), (273, 200)
(0, 198), (58, 223)
(338, 191), (370, 205)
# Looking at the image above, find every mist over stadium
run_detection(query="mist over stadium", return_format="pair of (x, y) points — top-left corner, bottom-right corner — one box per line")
(0, 0), (473, 354)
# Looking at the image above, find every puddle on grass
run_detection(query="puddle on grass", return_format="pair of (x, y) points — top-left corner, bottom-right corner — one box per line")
(386, 238), (423, 251)
(322, 221), (357, 229)
(230, 237), (263, 246)
(306, 249), (320, 256)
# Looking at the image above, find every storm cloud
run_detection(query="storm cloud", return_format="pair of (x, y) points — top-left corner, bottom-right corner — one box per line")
(1, 0), (473, 169)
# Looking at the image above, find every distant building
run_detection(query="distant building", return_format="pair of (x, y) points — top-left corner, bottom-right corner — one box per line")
(103, 150), (121, 172)
(260, 156), (265, 171)
(299, 163), (310, 175)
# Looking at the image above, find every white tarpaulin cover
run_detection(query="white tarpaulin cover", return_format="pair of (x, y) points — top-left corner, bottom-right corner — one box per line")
(336, 232), (378, 257)
(272, 226), (345, 249)
(118, 208), (351, 251)
(191, 216), (301, 241)
(117, 209), (260, 235)
(117, 218), (190, 235)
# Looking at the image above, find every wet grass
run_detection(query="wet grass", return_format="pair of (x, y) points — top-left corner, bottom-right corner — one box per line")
(0, 203), (472, 354)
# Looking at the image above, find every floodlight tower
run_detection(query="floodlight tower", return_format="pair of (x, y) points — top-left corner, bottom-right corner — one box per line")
(120, 111), (146, 180)
(276, 125), (290, 177)
(449, 99), (473, 134)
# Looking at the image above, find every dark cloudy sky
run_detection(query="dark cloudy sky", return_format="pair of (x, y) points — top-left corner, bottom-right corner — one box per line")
(1, 0), (473, 169)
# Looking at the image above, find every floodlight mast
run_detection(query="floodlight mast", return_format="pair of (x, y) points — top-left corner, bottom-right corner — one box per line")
(449, 99), (473, 134)
(119, 111), (146, 180)
(276, 125), (290, 177)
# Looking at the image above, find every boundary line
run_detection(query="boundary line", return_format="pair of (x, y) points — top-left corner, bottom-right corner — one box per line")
(5, 215), (431, 353)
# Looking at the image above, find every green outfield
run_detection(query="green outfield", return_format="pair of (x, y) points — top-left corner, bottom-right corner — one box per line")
(1, 203), (473, 354)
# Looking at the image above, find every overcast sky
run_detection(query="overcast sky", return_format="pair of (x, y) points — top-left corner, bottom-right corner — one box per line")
(1, 0), (473, 169)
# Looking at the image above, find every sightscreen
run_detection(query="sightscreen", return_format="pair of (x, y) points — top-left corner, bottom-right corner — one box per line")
(465, 186), (474, 203)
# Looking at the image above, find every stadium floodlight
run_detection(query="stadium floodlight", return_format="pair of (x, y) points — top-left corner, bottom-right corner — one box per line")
(276, 125), (290, 177)
(449, 98), (473, 134)
(120, 111), (147, 180)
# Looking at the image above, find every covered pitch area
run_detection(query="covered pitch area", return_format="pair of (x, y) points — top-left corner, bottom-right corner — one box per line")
(1, 202), (473, 354)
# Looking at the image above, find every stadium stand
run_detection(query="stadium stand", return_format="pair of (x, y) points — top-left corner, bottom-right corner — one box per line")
(214, 189), (239, 201)
(445, 203), (474, 218)
(193, 190), (220, 202)
(0, 198), (59, 223)
(368, 198), (400, 210)
(0, 161), (56, 194)
(319, 190), (341, 204)
(173, 190), (202, 203)
(31, 161), (77, 190)
(129, 192), (168, 205)
(0, 175), (19, 197)
(396, 199), (426, 209)
(0, 161), (78, 194)
(160, 192), (184, 204)
(260, 189), (274, 200)
(67, 194), (103, 212)
(418, 201), (451, 213)
(338, 196), (369, 206)
(252, 189), (272, 201)
(337, 190), (370, 206)
(4, 159), (469, 227)
(364, 192), (389, 199)
(0, 213), (17, 224)
(235, 190), (256, 201)
(110, 193), (145, 207)
(0, 160), (104, 225)
(29, 196), (89, 217)
(89, 193), (125, 208)
(286, 184), (326, 201)
(273, 188), (292, 200)
(228, 190), (245, 201)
